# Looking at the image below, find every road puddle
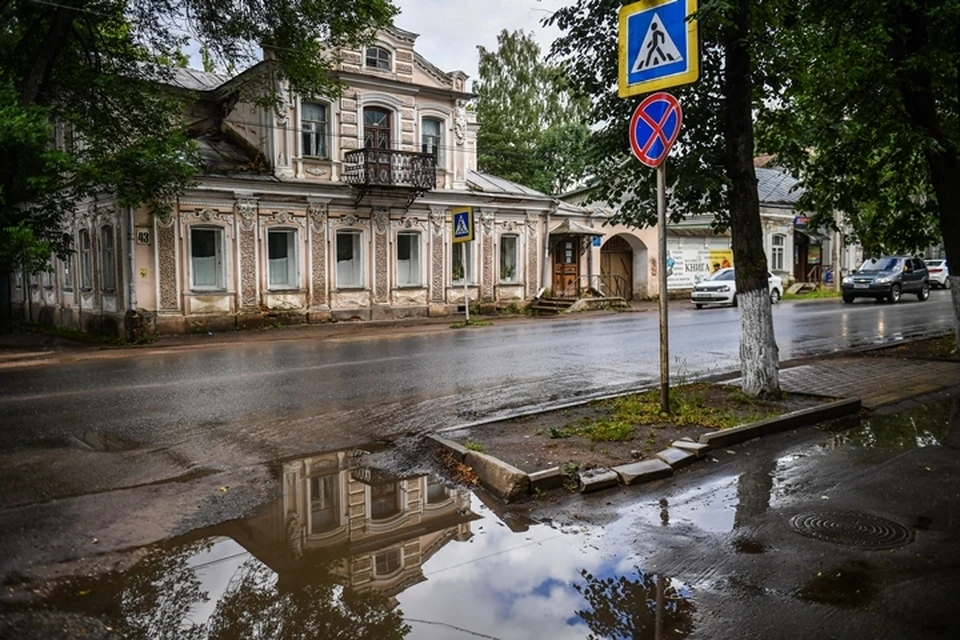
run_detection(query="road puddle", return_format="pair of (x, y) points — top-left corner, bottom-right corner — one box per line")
(7, 449), (696, 639)
(829, 399), (955, 449)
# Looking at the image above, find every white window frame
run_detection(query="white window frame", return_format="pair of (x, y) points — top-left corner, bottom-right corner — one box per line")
(421, 117), (443, 165)
(79, 229), (92, 290)
(336, 229), (364, 289)
(42, 259), (54, 288)
(771, 234), (786, 272)
(373, 547), (403, 577)
(307, 473), (340, 535)
(189, 226), (225, 291)
(301, 102), (329, 159)
(452, 242), (474, 284)
(62, 254), (73, 292)
(365, 45), (393, 71)
(396, 231), (422, 287)
(266, 228), (299, 290)
(100, 225), (116, 292)
(499, 234), (521, 283)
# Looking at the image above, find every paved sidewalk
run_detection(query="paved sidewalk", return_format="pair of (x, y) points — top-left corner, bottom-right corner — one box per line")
(777, 357), (960, 409)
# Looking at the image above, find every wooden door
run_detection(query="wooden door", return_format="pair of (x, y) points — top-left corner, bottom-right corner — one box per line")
(600, 236), (633, 299)
(553, 238), (579, 295)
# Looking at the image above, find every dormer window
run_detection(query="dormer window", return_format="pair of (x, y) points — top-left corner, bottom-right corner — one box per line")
(365, 46), (391, 70)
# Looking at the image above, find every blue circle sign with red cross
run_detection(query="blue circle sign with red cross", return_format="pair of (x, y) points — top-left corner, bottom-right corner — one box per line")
(629, 91), (682, 168)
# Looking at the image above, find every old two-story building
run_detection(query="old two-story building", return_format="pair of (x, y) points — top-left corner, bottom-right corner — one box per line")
(10, 26), (636, 336)
(563, 162), (863, 293)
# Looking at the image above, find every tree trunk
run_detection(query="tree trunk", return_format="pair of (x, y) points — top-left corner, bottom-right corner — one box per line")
(892, 3), (960, 353)
(19, 3), (79, 106)
(723, 0), (780, 398)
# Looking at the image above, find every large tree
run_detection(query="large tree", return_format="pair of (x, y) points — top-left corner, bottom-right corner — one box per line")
(760, 0), (960, 350)
(0, 0), (397, 272)
(547, 0), (782, 397)
(474, 29), (591, 195)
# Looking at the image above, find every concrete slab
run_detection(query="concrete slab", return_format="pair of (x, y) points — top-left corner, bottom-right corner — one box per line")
(671, 440), (710, 457)
(578, 468), (620, 494)
(655, 447), (697, 468)
(699, 397), (861, 448)
(464, 451), (529, 502)
(612, 459), (673, 485)
(529, 467), (566, 492)
(425, 434), (468, 461)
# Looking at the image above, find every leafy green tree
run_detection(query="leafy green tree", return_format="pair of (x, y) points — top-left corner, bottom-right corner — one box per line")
(547, 0), (782, 397)
(0, 0), (397, 272)
(759, 0), (960, 349)
(474, 29), (591, 194)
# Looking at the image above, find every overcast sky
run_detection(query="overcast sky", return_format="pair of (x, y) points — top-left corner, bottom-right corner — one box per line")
(392, 0), (570, 86)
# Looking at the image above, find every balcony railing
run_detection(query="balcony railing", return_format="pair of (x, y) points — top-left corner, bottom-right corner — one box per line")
(343, 148), (437, 191)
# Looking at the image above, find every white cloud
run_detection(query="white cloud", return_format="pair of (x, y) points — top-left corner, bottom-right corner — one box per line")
(393, 0), (570, 84)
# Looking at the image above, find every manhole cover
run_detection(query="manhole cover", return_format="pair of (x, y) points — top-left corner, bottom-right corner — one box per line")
(789, 511), (914, 549)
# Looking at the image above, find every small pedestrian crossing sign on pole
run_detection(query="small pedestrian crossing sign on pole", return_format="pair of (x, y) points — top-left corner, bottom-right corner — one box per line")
(451, 207), (474, 243)
(619, 0), (699, 98)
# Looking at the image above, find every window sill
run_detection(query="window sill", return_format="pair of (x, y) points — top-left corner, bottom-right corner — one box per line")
(396, 284), (425, 290)
(336, 287), (368, 292)
(265, 287), (306, 293)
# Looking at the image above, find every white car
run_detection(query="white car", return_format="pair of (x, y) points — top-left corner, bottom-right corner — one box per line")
(691, 267), (783, 309)
(924, 259), (950, 288)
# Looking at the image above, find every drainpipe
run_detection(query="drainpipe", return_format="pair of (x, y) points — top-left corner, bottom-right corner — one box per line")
(542, 203), (556, 296)
(127, 206), (137, 311)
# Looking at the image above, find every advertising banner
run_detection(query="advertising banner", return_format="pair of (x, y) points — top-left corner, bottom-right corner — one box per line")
(666, 242), (734, 290)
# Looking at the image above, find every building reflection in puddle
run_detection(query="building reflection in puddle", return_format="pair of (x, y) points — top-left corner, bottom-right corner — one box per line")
(20, 448), (697, 639)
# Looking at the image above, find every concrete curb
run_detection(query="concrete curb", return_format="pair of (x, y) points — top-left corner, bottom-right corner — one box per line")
(428, 397), (863, 502)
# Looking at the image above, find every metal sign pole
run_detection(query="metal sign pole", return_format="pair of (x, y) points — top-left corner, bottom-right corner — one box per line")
(658, 161), (669, 413)
(464, 257), (470, 323)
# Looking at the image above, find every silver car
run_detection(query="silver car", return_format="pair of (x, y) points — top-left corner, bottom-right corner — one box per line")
(924, 259), (950, 289)
(691, 268), (784, 309)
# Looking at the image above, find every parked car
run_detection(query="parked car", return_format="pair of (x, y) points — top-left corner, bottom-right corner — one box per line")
(924, 259), (950, 289)
(841, 256), (929, 304)
(691, 268), (783, 309)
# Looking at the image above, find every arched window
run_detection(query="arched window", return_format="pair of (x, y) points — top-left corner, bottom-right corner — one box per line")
(78, 229), (92, 289)
(421, 117), (443, 162)
(771, 234), (786, 271)
(363, 107), (392, 149)
(301, 102), (329, 158)
(365, 46), (391, 70)
(100, 225), (116, 292)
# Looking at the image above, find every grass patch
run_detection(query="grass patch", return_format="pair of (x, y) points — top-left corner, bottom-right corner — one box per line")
(463, 439), (487, 453)
(783, 288), (841, 301)
(450, 319), (494, 329)
(570, 383), (783, 440)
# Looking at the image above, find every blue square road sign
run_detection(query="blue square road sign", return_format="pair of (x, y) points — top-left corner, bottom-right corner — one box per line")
(619, 0), (699, 98)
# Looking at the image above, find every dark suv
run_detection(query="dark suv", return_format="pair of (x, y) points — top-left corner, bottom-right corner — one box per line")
(841, 256), (929, 304)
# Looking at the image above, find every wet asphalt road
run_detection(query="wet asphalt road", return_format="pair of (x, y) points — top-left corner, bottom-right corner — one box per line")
(0, 292), (953, 453)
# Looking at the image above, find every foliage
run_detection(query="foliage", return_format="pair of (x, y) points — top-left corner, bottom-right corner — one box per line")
(547, 0), (782, 397)
(574, 568), (695, 640)
(463, 439), (486, 452)
(474, 30), (591, 194)
(757, 0), (957, 257)
(0, 0), (397, 270)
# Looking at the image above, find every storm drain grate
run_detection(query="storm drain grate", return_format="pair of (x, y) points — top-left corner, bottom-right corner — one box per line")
(789, 511), (914, 550)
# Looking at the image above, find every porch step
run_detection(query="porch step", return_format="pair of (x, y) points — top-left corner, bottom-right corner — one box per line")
(530, 296), (577, 315)
(787, 282), (818, 294)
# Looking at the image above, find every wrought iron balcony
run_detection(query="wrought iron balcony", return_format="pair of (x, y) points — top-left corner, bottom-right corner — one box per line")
(343, 148), (437, 191)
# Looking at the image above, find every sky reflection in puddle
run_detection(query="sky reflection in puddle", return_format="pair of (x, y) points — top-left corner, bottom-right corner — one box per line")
(19, 450), (696, 640)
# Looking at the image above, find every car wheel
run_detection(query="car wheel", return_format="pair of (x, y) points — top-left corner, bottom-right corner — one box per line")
(946, 279), (952, 290)
(918, 282), (930, 301)
(770, 288), (781, 304)
(842, 294), (854, 304)
(887, 284), (901, 304)
(695, 303), (704, 309)
(731, 294), (738, 307)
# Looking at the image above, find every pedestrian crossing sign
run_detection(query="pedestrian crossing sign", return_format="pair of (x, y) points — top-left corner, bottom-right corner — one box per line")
(451, 207), (474, 243)
(619, 0), (699, 98)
